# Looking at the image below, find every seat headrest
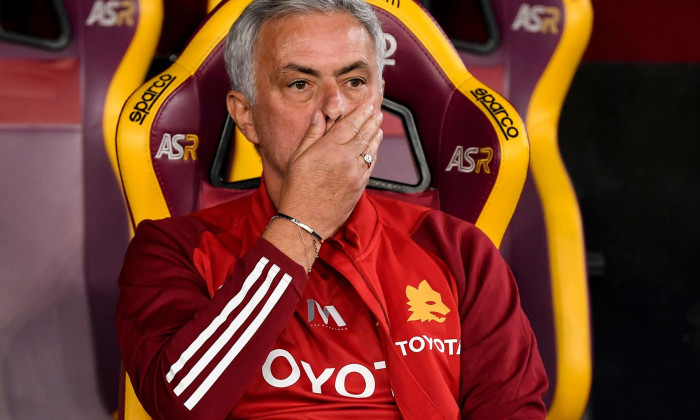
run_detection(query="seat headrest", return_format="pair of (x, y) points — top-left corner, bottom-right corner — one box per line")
(374, 3), (527, 232)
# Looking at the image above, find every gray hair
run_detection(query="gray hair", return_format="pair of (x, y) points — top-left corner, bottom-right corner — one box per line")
(224, 0), (385, 104)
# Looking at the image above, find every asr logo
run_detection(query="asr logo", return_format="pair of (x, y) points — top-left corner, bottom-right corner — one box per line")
(155, 134), (198, 161)
(445, 146), (493, 174)
(86, 0), (136, 27)
(406, 280), (450, 323)
(511, 3), (561, 34)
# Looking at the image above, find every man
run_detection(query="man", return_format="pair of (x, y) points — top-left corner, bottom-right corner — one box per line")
(116, 0), (548, 419)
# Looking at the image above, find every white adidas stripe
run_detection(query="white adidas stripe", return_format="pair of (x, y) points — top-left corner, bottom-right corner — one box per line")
(173, 264), (281, 396)
(166, 257), (268, 383)
(185, 273), (293, 410)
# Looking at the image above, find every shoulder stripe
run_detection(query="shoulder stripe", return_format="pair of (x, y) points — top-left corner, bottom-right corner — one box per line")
(185, 273), (293, 410)
(166, 257), (269, 383)
(173, 263), (281, 396)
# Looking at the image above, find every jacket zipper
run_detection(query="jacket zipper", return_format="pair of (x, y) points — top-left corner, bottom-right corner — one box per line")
(332, 242), (394, 340)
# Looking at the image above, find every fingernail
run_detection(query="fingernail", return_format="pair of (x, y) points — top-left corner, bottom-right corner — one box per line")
(367, 104), (374, 114)
(312, 111), (319, 124)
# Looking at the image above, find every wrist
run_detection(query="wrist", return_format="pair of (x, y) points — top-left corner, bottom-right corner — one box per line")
(276, 205), (332, 239)
(275, 213), (323, 242)
(263, 215), (321, 274)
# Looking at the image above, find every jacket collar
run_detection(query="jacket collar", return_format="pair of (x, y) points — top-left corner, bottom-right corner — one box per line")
(329, 189), (379, 255)
(247, 177), (278, 234)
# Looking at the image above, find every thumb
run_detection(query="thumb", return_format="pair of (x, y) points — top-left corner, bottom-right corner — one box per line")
(295, 110), (326, 155)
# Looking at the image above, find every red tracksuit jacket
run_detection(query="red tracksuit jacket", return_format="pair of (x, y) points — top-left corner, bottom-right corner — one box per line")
(116, 182), (547, 419)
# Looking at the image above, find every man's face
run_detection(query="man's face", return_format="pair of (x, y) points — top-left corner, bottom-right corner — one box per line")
(236, 12), (384, 184)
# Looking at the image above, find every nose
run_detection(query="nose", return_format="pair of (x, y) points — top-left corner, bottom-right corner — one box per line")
(321, 84), (344, 131)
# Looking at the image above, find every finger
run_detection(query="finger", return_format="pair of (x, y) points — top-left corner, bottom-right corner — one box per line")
(347, 108), (383, 155)
(327, 103), (375, 145)
(366, 128), (383, 162)
(360, 128), (383, 170)
(295, 110), (327, 156)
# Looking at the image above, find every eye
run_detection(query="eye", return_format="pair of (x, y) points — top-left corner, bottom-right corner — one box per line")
(289, 80), (308, 90)
(348, 78), (365, 88)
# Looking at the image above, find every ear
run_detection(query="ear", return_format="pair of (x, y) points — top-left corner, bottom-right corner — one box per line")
(406, 285), (419, 300)
(226, 90), (259, 145)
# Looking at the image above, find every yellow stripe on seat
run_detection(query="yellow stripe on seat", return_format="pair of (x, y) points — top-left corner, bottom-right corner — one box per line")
(525, 1), (594, 418)
(105, 0), (164, 183)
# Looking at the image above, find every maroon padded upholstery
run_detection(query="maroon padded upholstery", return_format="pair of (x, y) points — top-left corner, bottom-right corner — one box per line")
(146, 48), (231, 217)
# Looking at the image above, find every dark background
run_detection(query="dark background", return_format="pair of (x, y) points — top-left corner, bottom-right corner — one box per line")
(562, 62), (700, 419)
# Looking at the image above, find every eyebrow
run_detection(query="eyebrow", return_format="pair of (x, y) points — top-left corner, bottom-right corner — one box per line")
(281, 60), (369, 78)
(335, 61), (369, 76)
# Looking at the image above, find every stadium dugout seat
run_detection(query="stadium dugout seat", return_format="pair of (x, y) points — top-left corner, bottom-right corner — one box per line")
(115, 0), (530, 417)
(429, 0), (594, 418)
(86, 0), (226, 413)
(1, 0), (162, 416)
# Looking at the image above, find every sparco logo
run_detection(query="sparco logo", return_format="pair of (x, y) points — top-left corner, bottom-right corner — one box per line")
(470, 88), (519, 140)
(511, 4), (561, 34)
(86, 0), (136, 27)
(155, 133), (198, 161)
(445, 146), (493, 174)
(130, 74), (176, 125)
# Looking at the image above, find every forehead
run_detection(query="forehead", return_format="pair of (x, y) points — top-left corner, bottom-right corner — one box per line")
(255, 11), (376, 72)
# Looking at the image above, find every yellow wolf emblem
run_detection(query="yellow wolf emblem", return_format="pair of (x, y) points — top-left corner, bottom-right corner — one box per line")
(406, 280), (450, 323)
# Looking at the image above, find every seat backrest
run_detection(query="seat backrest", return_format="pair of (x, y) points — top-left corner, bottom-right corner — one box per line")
(433, 1), (593, 418)
(117, 0), (528, 244)
(116, 0), (529, 418)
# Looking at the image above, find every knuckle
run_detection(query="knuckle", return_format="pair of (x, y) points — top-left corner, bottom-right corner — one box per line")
(356, 129), (372, 146)
(342, 117), (362, 134)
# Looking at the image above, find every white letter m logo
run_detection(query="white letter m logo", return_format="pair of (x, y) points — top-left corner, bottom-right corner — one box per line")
(307, 300), (347, 328)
